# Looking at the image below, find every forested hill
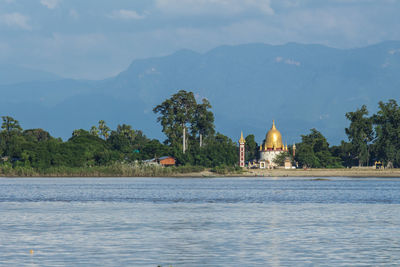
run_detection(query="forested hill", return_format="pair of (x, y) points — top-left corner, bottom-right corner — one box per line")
(1, 41), (400, 143)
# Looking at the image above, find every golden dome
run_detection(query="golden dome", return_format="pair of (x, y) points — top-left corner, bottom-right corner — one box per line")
(264, 120), (284, 150)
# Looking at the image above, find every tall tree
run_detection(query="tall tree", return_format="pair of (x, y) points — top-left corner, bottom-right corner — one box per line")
(330, 141), (353, 167)
(372, 99), (400, 168)
(153, 90), (197, 153)
(1, 116), (22, 135)
(191, 98), (215, 147)
(295, 128), (341, 168)
(196, 133), (238, 167)
(1, 116), (23, 156)
(90, 126), (99, 137)
(72, 129), (88, 137)
(108, 124), (138, 154)
(116, 124), (136, 140)
(23, 129), (51, 142)
(98, 120), (110, 140)
(345, 105), (373, 166)
(245, 134), (258, 161)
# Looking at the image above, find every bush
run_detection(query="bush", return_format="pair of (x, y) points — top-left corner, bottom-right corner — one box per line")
(0, 162), (14, 175)
(211, 165), (242, 175)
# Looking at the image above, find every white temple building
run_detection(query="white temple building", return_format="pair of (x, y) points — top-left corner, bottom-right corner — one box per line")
(240, 120), (295, 169)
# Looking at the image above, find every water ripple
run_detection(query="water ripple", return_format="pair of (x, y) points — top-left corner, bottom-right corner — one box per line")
(1, 177), (400, 266)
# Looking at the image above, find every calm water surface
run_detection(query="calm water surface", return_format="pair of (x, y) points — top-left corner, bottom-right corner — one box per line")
(1, 177), (400, 266)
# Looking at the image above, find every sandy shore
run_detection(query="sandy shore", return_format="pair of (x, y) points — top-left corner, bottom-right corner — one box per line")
(2, 168), (400, 178)
(176, 168), (400, 178)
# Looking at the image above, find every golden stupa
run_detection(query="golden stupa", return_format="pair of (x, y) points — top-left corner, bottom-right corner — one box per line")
(264, 120), (284, 150)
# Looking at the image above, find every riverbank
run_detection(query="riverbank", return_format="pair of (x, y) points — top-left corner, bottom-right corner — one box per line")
(176, 168), (400, 178)
(2, 165), (400, 178)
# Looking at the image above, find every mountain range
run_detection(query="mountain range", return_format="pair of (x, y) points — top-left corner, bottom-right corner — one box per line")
(1, 41), (400, 145)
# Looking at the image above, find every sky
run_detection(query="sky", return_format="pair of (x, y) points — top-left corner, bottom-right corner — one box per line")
(0, 0), (399, 80)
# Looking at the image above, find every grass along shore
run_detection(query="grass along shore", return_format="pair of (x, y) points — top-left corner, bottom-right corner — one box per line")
(0, 163), (207, 177)
(1, 163), (400, 178)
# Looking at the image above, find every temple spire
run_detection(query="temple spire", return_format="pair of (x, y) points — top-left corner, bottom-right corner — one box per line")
(239, 131), (246, 144)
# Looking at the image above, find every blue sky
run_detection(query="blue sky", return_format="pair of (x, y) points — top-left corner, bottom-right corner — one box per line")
(0, 0), (399, 79)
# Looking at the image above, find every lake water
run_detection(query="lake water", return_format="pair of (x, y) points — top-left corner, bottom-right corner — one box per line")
(1, 177), (400, 266)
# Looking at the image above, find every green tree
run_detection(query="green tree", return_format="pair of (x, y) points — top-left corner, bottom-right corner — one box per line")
(98, 120), (110, 140)
(245, 134), (258, 161)
(140, 139), (170, 160)
(296, 142), (318, 168)
(372, 99), (400, 168)
(330, 141), (353, 167)
(108, 124), (138, 157)
(116, 124), (136, 140)
(23, 129), (51, 142)
(197, 133), (238, 167)
(90, 126), (99, 137)
(72, 129), (88, 137)
(65, 130), (115, 167)
(295, 128), (342, 168)
(1, 116), (23, 156)
(153, 90), (197, 153)
(345, 105), (373, 166)
(1, 116), (22, 134)
(191, 98), (215, 147)
(273, 151), (291, 166)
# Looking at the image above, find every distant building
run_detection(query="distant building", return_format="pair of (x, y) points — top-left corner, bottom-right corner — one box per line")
(144, 156), (176, 166)
(159, 156), (176, 166)
(284, 158), (292, 169)
(239, 120), (295, 169)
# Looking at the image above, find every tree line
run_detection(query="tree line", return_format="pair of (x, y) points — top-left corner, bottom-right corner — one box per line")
(0, 90), (238, 173)
(0, 116), (169, 171)
(244, 99), (400, 169)
(338, 100), (400, 168)
(1, 90), (400, 173)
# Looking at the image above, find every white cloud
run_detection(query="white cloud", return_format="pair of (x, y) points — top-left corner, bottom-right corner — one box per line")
(155, 0), (274, 16)
(109, 9), (146, 20)
(40, 0), (61, 9)
(0, 12), (31, 30)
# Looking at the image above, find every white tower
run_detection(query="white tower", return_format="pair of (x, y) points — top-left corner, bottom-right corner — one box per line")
(238, 131), (246, 168)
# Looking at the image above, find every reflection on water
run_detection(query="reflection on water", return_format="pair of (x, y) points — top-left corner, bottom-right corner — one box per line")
(1, 177), (400, 266)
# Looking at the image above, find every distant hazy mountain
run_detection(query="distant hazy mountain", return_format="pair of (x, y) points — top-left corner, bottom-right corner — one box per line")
(1, 41), (400, 144)
(0, 64), (62, 85)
